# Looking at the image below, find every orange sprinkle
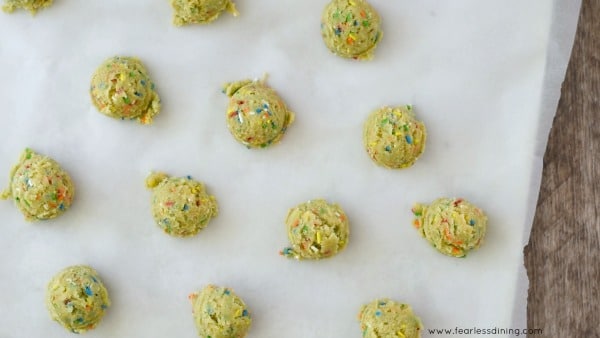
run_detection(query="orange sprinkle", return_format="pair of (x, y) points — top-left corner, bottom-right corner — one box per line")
(292, 219), (300, 227)
(412, 219), (420, 228)
(360, 10), (366, 18)
(347, 36), (355, 44)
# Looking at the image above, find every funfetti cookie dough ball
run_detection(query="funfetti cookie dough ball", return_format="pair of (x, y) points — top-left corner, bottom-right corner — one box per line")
(321, 0), (383, 60)
(363, 105), (426, 169)
(280, 199), (349, 260)
(1, 148), (74, 221)
(189, 285), (252, 338)
(90, 56), (161, 125)
(223, 77), (295, 149)
(170, 0), (238, 26)
(358, 299), (423, 338)
(2, 0), (53, 14)
(412, 197), (487, 258)
(46, 265), (111, 334)
(145, 172), (218, 237)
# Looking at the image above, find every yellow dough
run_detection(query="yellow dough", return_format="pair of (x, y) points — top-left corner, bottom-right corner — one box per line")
(189, 285), (251, 338)
(1, 148), (74, 221)
(412, 197), (487, 257)
(146, 172), (218, 237)
(46, 265), (110, 334)
(2, 0), (52, 14)
(280, 199), (349, 260)
(223, 77), (294, 149)
(321, 0), (383, 60)
(358, 299), (423, 338)
(363, 105), (426, 169)
(90, 56), (161, 125)
(170, 0), (238, 26)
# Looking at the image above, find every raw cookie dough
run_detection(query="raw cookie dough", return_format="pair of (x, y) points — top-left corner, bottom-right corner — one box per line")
(46, 265), (111, 334)
(280, 199), (349, 260)
(321, 0), (383, 60)
(2, 0), (52, 14)
(1, 148), (74, 221)
(189, 285), (251, 338)
(363, 105), (426, 169)
(90, 56), (161, 125)
(170, 0), (238, 26)
(412, 197), (487, 257)
(145, 172), (218, 237)
(358, 299), (423, 338)
(223, 76), (295, 149)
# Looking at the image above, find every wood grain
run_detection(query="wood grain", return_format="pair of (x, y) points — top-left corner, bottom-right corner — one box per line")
(525, 0), (600, 336)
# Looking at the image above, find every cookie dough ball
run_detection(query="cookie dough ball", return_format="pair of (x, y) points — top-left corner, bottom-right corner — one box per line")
(280, 199), (349, 260)
(1, 148), (74, 221)
(189, 285), (252, 338)
(2, 0), (52, 14)
(90, 56), (161, 125)
(358, 299), (423, 338)
(412, 197), (487, 257)
(363, 105), (426, 169)
(223, 77), (295, 149)
(170, 0), (238, 26)
(145, 172), (218, 237)
(46, 265), (111, 334)
(321, 0), (383, 60)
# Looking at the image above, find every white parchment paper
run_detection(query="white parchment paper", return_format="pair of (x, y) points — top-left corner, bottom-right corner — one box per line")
(0, 1), (580, 337)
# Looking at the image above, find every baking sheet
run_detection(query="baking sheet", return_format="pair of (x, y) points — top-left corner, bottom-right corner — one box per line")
(0, 1), (580, 337)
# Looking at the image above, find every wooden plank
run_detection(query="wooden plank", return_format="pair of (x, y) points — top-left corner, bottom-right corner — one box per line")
(525, 0), (600, 336)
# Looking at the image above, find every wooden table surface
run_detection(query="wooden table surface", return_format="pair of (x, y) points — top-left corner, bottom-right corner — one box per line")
(524, 0), (599, 336)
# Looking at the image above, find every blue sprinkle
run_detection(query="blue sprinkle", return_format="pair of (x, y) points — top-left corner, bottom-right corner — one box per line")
(353, 20), (358, 26)
(140, 80), (146, 86)
(186, 175), (192, 180)
(384, 145), (392, 152)
(255, 108), (262, 113)
(405, 135), (413, 144)
(242, 309), (249, 317)
(59, 203), (65, 210)
(469, 219), (476, 226)
(75, 317), (84, 323)
(263, 104), (269, 109)
(162, 218), (170, 225)
(375, 310), (382, 317)
(224, 289), (230, 295)
(101, 304), (107, 309)
(91, 276), (98, 283)
(335, 27), (342, 36)
(378, 301), (387, 306)
(134, 91), (142, 97)
(183, 204), (189, 211)
(84, 286), (93, 296)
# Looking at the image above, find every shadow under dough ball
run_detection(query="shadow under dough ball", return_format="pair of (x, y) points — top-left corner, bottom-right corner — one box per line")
(189, 285), (252, 338)
(223, 77), (295, 149)
(280, 199), (349, 260)
(46, 265), (111, 334)
(412, 197), (488, 257)
(170, 0), (238, 26)
(146, 172), (218, 237)
(1, 148), (74, 221)
(321, 0), (383, 60)
(358, 299), (423, 338)
(363, 105), (427, 169)
(90, 56), (161, 125)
